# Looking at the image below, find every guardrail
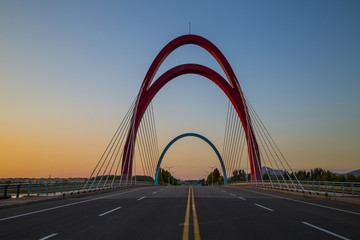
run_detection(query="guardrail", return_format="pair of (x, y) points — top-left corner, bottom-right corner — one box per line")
(0, 180), (152, 199)
(228, 180), (360, 197)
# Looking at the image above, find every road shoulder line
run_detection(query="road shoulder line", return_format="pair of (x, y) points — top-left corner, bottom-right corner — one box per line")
(301, 221), (350, 240)
(237, 187), (360, 216)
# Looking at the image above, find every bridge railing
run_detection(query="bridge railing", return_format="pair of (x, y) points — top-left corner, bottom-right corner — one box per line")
(0, 180), (152, 199)
(228, 180), (360, 197)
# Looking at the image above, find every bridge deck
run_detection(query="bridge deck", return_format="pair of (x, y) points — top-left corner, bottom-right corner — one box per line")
(0, 186), (359, 239)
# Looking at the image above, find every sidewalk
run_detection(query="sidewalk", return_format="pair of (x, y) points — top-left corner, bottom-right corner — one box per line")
(0, 196), (58, 209)
(0, 185), (150, 209)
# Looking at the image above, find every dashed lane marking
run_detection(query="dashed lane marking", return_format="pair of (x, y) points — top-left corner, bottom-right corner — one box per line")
(39, 233), (58, 240)
(254, 203), (274, 212)
(98, 206), (122, 217)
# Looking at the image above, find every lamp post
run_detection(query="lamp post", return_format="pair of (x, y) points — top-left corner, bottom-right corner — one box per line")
(208, 166), (216, 187)
(204, 171), (211, 186)
(166, 166), (173, 186)
(169, 170), (176, 185)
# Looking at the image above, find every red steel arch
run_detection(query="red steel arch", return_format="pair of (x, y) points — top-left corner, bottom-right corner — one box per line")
(121, 35), (261, 181)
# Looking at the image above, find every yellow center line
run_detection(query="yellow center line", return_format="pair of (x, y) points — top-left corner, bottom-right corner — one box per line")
(182, 186), (191, 240)
(191, 186), (201, 240)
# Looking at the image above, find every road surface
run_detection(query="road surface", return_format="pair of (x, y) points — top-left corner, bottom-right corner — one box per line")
(0, 186), (359, 240)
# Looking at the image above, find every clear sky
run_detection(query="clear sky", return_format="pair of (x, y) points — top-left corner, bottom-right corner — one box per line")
(1, 0), (359, 179)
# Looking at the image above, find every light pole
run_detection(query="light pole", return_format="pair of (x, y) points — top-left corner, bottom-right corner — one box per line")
(169, 170), (176, 185)
(204, 171), (211, 186)
(166, 166), (173, 186)
(208, 166), (216, 187)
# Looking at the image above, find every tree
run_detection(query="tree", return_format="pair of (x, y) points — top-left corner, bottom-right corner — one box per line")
(262, 173), (269, 180)
(310, 168), (325, 181)
(232, 170), (239, 182)
(346, 174), (356, 182)
(206, 168), (224, 185)
(337, 174), (346, 182)
(157, 168), (178, 185)
(231, 169), (246, 182)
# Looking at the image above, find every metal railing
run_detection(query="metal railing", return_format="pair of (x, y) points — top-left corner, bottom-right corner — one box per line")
(228, 180), (360, 197)
(0, 180), (152, 199)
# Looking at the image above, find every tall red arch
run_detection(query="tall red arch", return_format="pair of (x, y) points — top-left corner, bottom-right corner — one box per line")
(121, 35), (262, 181)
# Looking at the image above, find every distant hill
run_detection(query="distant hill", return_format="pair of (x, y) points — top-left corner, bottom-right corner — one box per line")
(346, 169), (360, 177)
(335, 169), (360, 177)
(261, 167), (284, 176)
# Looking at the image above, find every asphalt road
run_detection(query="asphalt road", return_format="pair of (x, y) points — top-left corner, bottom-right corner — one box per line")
(0, 185), (359, 240)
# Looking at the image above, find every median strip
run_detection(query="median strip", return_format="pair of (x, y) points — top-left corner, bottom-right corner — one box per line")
(301, 221), (350, 240)
(98, 206), (122, 217)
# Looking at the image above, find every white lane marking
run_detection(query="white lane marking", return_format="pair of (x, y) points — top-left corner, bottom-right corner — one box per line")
(0, 187), (147, 222)
(254, 203), (274, 212)
(137, 196), (146, 201)
(160, 188), (165, 191)
(238, 188), (360, 216)
(301, 222), (350, 240)
(98, 206), (122, 217)
(152, 191), (157, 194)
(230, 193), (246, 200)
(221, 190), (226, 192)
(39, 233), (58, 240)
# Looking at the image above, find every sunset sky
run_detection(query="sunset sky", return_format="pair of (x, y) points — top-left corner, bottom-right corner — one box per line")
(1, 0), (359, 179)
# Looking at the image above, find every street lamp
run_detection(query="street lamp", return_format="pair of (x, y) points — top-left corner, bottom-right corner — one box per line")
(169, 170), (176, 185)
(166, 166), (173, 186)
(204, 171), (211, 186)
(208, 166), (216, 187)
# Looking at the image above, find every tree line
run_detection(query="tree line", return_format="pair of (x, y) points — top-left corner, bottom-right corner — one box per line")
(157, 168), (179, 185)
(281, 168), (360, 182)
(230, 168), (360, 182)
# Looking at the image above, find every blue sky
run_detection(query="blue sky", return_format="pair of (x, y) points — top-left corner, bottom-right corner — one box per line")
(0, 0), (359, 178)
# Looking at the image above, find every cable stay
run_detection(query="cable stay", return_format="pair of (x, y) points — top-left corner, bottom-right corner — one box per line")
(222, 96), (304, 192)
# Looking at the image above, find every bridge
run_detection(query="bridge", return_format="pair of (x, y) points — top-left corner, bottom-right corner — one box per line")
(1, 35), (359, 240)
(82, 34), (303, 190)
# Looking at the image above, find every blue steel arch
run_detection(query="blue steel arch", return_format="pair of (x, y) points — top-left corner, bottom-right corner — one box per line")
(154, 133), (227, 185)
